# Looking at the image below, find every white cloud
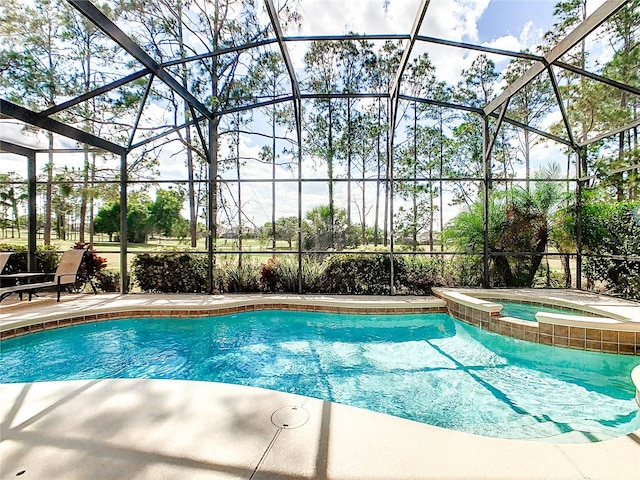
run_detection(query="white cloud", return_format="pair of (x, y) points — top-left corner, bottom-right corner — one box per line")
(485, 35), (522, 54)
(296, 0), (420, 36)
(0, 120), (90, 178)
(282, 0), (557, 72)
(538, 110), (563, 133)
(426, 0), (491, 42)
(0, 120), (77, 150)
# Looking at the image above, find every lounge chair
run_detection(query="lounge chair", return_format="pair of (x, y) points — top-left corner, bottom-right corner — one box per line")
(0, 252), (12, 274)
(0, 249), (87, 303)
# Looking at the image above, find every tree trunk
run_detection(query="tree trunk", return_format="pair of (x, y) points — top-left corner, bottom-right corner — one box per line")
(89, 152), (96, 245)
(374, 98), (382, 246)
(412, 104), (417, 251)
(347, 99), (352, 227)
(526, 231), (548, 287)
(186, 113), (198, 247)
(439, 111), (444, 253)
(328, 100), (335, 247)
(44, 132), (54, 245)
(80, 146), (89, 243)
(176, 0), (199, 248)
(524, 128), (530, 192)
(429, 174), (434, 252)
(383, 103), (390, 247)
(494, 254), (513, 287)
(271, 104), (277, 251)
(236, 122), (242, 268)
(361, 151), (366, 244)
(561, 253), (572, 288)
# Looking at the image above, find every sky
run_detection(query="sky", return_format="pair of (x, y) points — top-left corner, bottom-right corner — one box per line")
(0, 0), (610, 230)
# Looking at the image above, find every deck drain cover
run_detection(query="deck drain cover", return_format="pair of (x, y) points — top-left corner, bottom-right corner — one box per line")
(271, 406), (309, 429)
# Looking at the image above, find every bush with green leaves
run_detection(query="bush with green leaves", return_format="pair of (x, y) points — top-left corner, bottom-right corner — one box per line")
(258, 257), (281, 292)
(131, 253), (208, 293)
(257, 256), (326, 293)
(442, 255), (483, 287)
(0, 243), (60, 274)
(322, 253), (396, 294)
(221, 261), (261, 293)
(582, 201), (640, 300)
(397, 255), (446, 295)
(300, 256), (326, 292)
(94, 270), (121, 293)
(73, 242), (108, 286)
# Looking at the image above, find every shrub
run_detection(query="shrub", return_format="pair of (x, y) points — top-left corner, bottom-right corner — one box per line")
(277, 257), (301, 292)
(257, 256), (327, 293)
(223, 261), (261, 293)
(300, 256), (326, 293)
(258, 257), (281, 292)
(0, 243), (106, 293)
(0, 243), (27, 273)
(322, 253), (394, 294)
(73, 243), (107, 291)
(396, 256), (445, 295)
(442, 255), (483, 287)
(131, 253), (208, 293)
(94, 270), (121, 292)
(581, 201), (640, 300)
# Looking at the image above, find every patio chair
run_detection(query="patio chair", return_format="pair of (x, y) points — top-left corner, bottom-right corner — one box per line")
(0, 252), (12, 274)
(0, 249), (87, 303)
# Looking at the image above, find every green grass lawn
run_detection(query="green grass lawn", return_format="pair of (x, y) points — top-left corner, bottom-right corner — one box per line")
(1, 231), (293, 252)
(1, 231), (299, 272)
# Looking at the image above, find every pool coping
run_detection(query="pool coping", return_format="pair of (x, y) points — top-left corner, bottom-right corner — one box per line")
(433, 288), (640, 356)
(1, 292), (640, 479)
(0, 293), (447, 340)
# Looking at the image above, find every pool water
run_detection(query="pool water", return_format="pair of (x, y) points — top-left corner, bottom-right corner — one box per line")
(1, 311), (638, 442)
(500, 301), (580, 322)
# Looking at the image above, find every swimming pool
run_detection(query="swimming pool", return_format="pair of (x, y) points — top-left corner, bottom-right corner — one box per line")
(1, 311), (638, 442)
(500, 301), (580, 322)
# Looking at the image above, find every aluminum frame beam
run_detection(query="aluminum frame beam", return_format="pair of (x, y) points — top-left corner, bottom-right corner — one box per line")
(126, 74), (155, 150)
(265, 0), (301, 101)
(579, 162), (640, 182)
(399, 94), (573, 146)
(399, 94), (482, 114)
(38, 37), (274, 120)
(68, 0), (213, 121)
(1, 99), (126, 155)
(40, 69), (149, 117)
(579, 117), (640, 147)
(496, 115), (573, 147)
(264, 0), (306, 293)
(389, 0), (431, 103)
(285, 34), (409, 42)
(34, 148), (103, 153)
(554, 60), (640, 98)
(0, 140), (36, 157)
(483, 0), (628, 115)
(387, 0), (431, 294)
(0, 141), (37, 270)
(40, 31), (639, 126)
(547, 64), (577, 147)
(485, 100), (510, 163)
(417, 35), (542, 62)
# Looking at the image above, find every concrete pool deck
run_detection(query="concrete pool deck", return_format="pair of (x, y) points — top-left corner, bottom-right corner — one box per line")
(1, 292), (640, 479)
(1, 378), (638, 480)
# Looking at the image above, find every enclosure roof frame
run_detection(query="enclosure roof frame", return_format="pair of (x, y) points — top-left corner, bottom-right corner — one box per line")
(0, 0), (636, 156)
